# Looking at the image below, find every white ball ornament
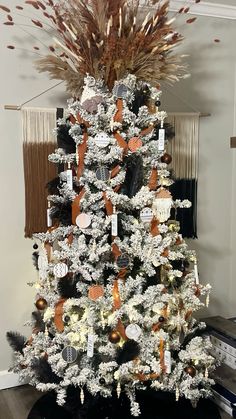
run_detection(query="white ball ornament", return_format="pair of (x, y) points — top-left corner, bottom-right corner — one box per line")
(76, 213), (91, 229)
(53, 262), (68, 278)
(125, 324), (142, 341)
(94, 132), (110, 148)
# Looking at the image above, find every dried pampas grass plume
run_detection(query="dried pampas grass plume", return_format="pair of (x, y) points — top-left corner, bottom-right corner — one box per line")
(0, 0), (200, 95)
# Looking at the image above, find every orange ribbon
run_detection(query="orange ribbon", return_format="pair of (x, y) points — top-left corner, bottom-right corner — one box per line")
(114, 131), (128, 153)
(114, 98), (123, 123)
(111, 165), (121, 179)
(77, 132), (88, 179)
(102, 191), (113, 216)
(54, 298), (66, 332)
(148, 168), (158, 191)
(159, 338), (165, 371)
(150, 218), (160, 236)
(72, 187), (85, 224)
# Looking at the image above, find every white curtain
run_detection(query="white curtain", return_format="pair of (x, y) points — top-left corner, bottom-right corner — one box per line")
(21, 107), (57, 238)
(166, 113), (200, 180)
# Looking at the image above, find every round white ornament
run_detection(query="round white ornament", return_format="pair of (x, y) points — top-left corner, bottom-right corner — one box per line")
(53, 262), (68, 278)
(94, 132), (110, 148)
(140, 207), (153, 223)
(76, 213), (91, 229)
(125, 324), (142, 341)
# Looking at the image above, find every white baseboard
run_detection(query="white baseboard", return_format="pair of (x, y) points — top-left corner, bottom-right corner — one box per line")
(0, 370), (29, 390)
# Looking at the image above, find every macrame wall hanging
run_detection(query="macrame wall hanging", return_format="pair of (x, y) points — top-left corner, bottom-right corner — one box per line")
(22, 107), (58, 238)
(167, 113), (200, 238)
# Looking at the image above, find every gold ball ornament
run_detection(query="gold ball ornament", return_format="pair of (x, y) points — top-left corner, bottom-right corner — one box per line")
(185, 366), (196, 377)
(161, 153), (172, 165)
(108, 330), (121, 344)
(35, 298), (47, 310)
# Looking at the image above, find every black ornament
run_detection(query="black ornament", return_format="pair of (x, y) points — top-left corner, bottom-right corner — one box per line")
(64, 315), (70, 323)
(96, 166), (110, 182)
(99, 377), (106, 385)
(62, 346), (78, 364)
(117, 253), (130, 269)
(33, 243), (38, 250)
(158, 316), (165, 323)
(155, 100), (161, 107)
(80, 123), (86, 131)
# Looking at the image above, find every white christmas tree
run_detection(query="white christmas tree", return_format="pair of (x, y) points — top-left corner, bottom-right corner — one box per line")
(3, 0), (215, 416)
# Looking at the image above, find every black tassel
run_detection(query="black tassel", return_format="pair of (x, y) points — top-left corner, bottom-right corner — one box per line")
(116, 340), (140, 365)
(58, 276), (81, 299)
(31, 358), (62, 384)
(46, 177), (61, 195)
(57, 123), (76, 154)
(32, 311), (45, 332)
(122, 155), (143, 198)
(32, 251), (39, 270)
(50, 203), (72, 225)
(6, 331), (27, 354)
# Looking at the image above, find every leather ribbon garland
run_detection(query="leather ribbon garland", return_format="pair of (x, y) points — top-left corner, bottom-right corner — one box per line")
(72, 187), (85, 224)
(54, 298), (66, 332)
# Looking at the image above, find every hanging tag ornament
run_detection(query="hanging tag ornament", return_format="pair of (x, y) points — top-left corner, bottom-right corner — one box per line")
(87, 329), (94, 358)
(164, 343), (172, 374)
(152, 188), (173, 223)
(47, 202), (52, 228)
(158, 128), (165, 151)
(66, 162), (73, 190)
(111, 206), (118, 237)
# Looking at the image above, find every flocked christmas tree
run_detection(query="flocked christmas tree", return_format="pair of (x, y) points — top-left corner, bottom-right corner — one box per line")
(3, 0), (216, 416)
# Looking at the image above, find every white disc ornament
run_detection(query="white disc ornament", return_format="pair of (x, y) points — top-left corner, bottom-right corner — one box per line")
(76, 213), (91, 229)
(53, 262), (68, 278)
(152, 188), (173, 223)
(94, 132), (110, 148)
(140, 207), (153, 223)
(125, 324), (142, 341)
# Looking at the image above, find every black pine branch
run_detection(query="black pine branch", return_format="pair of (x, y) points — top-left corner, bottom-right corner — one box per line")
(6, 331), (27, 354)
(116, 340), (140, 365)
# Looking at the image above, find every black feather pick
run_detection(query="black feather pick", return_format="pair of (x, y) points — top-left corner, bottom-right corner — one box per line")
(122, 155), (144, 198)
(116, 340), (140, 365)
(50, 203), (72, 225)
(6, 331), (27, 354)
(131, 85), (151, 115)
(32, 251), (39, 270)
(58, 276), (81, 299)
(46, 177), (61, 195)
(57, 123), (76, 154)
(32, 311), (45, 332)
(31, 357), (62, 384)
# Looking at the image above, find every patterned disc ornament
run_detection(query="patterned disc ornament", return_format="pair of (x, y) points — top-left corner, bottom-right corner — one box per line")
(96, 166), (110, 182)
(128, 137), (143, 152)
(88, 285), (104, 301)
(53, 262), (68, 278)
(94, 132), (110, 148)
(125, 324), (142, 341)
(76, 213), (92, 229)
(113, 83), (129, 99)
(140, 207), (153, 223)
(117, 253), (130, 269)
(62, 346), (78, 364)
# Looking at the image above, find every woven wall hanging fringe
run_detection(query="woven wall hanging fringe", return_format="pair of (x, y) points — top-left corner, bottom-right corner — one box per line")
(167, 113), (199, 238)
(22, 107), (57, 238)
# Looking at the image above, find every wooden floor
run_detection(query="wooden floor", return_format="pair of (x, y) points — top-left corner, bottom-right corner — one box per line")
(0, 385), (231, 419)
(0, 385), (41, 419)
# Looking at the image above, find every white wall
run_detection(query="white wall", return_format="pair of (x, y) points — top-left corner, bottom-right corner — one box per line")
(0, 2), (236, 375)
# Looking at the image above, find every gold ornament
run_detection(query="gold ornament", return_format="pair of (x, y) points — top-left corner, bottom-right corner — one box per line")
(35, 298), (47, 310)
(185, 366), (196, 377)
(109, 330), (121, 344)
